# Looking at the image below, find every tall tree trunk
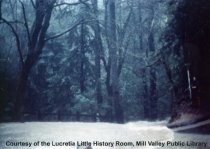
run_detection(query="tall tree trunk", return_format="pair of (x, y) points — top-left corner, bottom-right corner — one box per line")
(80, 22), (86, 93)
(161, 54), (179, 116)
(13, 0), (55, 121)
(0, 0), (2, 19)
(107, 0), (123, 123)
(91, 0), (103, 107)
(103, 0), (113, 121)
(142, 68), (150, 119)
(14, 68), (30, 121)
(137, 2), (149, 119)
(148, 7), (158, 120)
(14, 54), (38, 120)
(149, 66), (157, 120)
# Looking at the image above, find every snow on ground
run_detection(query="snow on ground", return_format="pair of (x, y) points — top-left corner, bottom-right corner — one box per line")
(0, 121), (210, 149)
(169, 113), (204, 125)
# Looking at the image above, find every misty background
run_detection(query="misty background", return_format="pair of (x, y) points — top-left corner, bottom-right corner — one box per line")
(0, 0), (210, 123)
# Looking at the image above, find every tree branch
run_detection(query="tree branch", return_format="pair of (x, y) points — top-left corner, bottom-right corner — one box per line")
(160, 54), (175, 86)
(19, 0), (30, 42)
(54, 0), (89, 8)
(30, 0), (36, 9)
(45, 20), (84, 41)
(101, 56), (108, 72)
(118, 37), (130, 76)
(0, 20), (24, 24)
(79, 0), (91, 9)
(123, 66), (142, 78)
(0, 0), (2, 19)
(0, 17), (24, 66)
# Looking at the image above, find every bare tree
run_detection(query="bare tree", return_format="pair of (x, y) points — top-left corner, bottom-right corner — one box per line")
(91, 0), (103, 107)
(0, 0), (85, 121)
(105, 0), (124, 123)
(147, 5), (158, 120)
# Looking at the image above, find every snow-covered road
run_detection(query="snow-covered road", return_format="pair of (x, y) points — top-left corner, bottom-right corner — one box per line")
(0, 121), (209, 149)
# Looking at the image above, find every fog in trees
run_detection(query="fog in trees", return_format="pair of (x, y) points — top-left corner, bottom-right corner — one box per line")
(0, 0), (210, 123)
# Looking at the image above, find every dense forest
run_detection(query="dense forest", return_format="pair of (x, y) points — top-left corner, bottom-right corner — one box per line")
(0, 0), (210, 123)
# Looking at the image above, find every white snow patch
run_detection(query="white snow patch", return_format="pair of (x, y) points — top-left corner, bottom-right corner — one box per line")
(0, 121), (209, 149)
(170, 113), (203, 126)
